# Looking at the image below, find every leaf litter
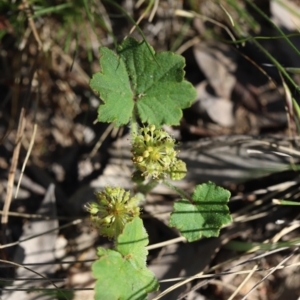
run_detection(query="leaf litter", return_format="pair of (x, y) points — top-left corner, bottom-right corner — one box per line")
(1, 1), (300, 299)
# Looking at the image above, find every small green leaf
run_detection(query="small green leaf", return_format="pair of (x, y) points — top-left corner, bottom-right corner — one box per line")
(169, 181), (232, 242)
(90, 38), (196, 127)
(92, 217), (159, 300)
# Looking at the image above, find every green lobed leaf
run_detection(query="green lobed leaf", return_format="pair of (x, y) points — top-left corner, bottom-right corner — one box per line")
(90, 47), (134, 126)
(92, 217), (159, 300)
(90, 37), (196, 127)
(169, 181), (232, 242)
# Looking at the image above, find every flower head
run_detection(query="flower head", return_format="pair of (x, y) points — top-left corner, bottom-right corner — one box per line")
(85, 187), (141, 239)
(131, 125), (186, 180)
(170, 159), (187, 180)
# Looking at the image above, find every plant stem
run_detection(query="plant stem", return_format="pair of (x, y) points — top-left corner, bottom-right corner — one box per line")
(130, 107), (138, 136)
(137, 179), (158, 194)
(162, 180), (193, 203)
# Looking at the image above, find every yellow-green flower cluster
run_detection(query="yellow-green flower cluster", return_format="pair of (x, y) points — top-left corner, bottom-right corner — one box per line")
(85, 187), (140, 239)
(131, 125), (187, 180)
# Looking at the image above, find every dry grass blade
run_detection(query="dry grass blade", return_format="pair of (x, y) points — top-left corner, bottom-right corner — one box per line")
(89, 123), (114, 158)
(172, 239), (300, 300)
(148, 0), (159, 22)
(15, 123), (37, 198)
(146, 237), (186, 251)
(271, 222), (300, 243)
(175, 36), (201, 55)
(0, 259), (63, 292)
(0, 218), (82, 250)
(175, 9), (236, 42)
(241, 248), (299, 300)
(1, 108), (26, 240)
(21, 0), (43, 50)
(227, 264), (258, 300)
(0, 209), (75, 220)
(128, 1), (153, 35)
(152, 271), (204, 300)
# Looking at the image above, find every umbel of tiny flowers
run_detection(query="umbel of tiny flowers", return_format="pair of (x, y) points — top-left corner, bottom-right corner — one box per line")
(131, 125), (187, 180)
(85, 187), (141, 239)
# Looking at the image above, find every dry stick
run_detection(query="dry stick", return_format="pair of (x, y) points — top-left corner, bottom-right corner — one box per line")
(155, 238), (300, 299)
(228, 264), (258, 300)
(15, 123), (37, 199)
(148, 0), (159, 22)
(22, 0), (43, 50)
(128, 10), (148, 35)
(175, 9), (236, 43)
(176, 36), (201, 55)
(12, 1), (41, 202)
(271, 222), (300, 243)
(1, 109), (26, 241)
(177, 265), (258, 300)
(15, 65), (40, 198)
(157, 260), (300, 299)
(161, 261), (300, 284)
(152, 271), (204, 300)
(128, 0), (155, 35)
(89, 123), (114, 158)
(146, 236), (186, 251)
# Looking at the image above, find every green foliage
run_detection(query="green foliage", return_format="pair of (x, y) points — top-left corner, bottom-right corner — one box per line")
(90, 37), (197, 127)
(92, 217), (159, 300)
(90, 47), (134, 126)
(88, 37), (232, 300)
(169, 182), (232, 242)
